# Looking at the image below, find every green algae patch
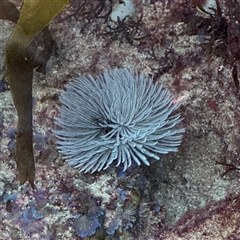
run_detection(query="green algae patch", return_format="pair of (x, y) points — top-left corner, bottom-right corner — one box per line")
(5, 0), (69, 187)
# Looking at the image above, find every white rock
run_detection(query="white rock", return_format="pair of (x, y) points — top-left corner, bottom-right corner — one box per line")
(197, 0), (217, 15)
(110, 0), (135, 22)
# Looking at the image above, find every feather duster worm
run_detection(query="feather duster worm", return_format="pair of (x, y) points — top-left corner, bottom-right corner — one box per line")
(54, 68), (185, 173)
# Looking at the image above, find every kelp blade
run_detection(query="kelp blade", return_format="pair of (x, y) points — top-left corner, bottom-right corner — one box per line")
(5, 0), (69, 187)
